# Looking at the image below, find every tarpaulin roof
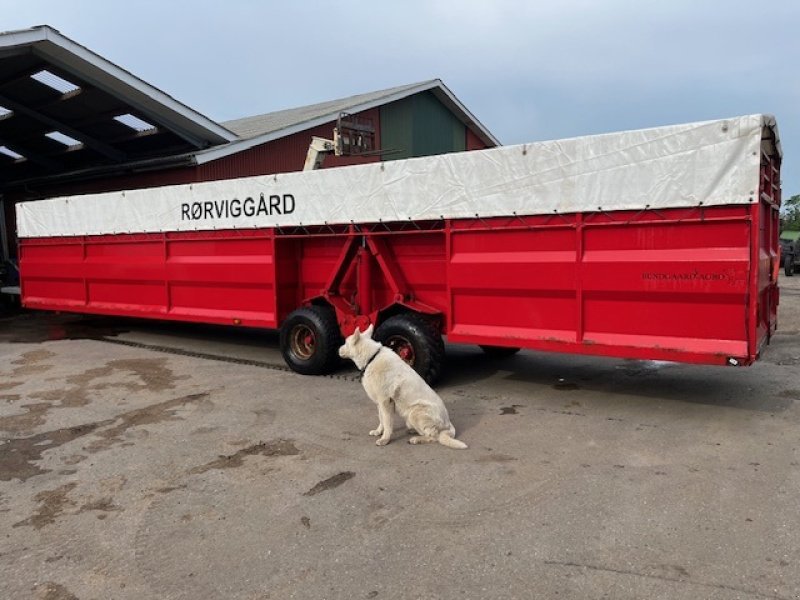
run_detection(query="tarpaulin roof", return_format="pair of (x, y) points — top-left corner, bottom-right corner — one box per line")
(17, 114), (780, 238)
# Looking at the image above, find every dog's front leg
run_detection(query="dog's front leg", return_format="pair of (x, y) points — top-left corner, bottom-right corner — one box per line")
(369, 414), (383, 437)
(375, 401), (393, 446)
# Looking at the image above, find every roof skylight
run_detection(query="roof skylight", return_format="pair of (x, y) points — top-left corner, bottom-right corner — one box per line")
(114, 113), (156, 132)
(45, 131), (83, 148)
(0, 146), (24, 160)
(31, 70), (80, 94)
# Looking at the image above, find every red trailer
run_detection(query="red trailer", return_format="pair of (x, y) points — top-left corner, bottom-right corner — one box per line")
(16, 115), (781, 382)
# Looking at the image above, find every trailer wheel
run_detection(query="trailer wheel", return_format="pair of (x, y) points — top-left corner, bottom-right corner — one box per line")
(479, 345), (520, 358)
(280, 306), (343, 375)
(785, 254), (795, 277)
(375, 313), (444, 384)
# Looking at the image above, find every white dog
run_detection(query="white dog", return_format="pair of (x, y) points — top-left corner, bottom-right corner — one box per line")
(338, 324), (467, 449)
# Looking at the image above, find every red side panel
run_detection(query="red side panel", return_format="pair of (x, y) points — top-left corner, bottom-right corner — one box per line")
(446, 206), (759, 365)
(20, 230), (278, 328)
(448, 218), (577, 342)
(20, 203), (777, 367)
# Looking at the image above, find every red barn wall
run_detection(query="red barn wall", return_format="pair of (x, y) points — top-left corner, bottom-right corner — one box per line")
(466, 127), (489, 151)
(21, 108), (384, 199)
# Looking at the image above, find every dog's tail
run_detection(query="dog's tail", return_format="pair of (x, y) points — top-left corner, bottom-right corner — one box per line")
(438, 429), (467, 450)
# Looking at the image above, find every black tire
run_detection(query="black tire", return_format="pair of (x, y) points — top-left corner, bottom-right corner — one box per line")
(785, 254), (795, 277)
(479, 345), (521, 358)
(374, 313), (444, 384)
(280, 305), (342, 375)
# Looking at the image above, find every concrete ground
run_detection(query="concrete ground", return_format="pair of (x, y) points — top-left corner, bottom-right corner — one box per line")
(1, 279), (799, 600)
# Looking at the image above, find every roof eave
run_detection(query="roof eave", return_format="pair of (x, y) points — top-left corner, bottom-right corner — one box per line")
(427, 80), (500, 147)
(0, 25), (238, 148)
(2, 152), (198, 193)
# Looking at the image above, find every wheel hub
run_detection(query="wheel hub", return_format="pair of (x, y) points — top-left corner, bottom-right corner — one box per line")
(290, 324), (316, 360)
(386, 335), (415, 365)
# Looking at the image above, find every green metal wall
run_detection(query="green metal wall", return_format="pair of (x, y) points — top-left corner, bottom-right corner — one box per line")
(379, 91), (466, 161)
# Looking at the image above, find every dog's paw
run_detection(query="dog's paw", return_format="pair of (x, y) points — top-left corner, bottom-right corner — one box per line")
(375, 438), (390, 446)
(369, 429), (382, 437)
(408, 436), (421, 444)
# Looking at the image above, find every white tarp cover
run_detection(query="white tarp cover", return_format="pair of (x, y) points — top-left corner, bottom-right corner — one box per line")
(16, 114), (777, 238)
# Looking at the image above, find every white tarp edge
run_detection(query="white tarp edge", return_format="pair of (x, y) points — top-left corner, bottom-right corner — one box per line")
(16, 114), (774, 238)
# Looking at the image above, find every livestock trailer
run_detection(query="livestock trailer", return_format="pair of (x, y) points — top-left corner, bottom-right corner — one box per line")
(16, 114), (781, 382)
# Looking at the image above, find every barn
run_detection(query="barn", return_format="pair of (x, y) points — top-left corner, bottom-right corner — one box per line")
(0, 25), (498, 298)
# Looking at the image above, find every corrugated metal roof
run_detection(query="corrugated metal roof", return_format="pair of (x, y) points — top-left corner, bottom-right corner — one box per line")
(0, 25), (237, 190)
(222, 81), (434, 139)
(780, 230), (800, 242)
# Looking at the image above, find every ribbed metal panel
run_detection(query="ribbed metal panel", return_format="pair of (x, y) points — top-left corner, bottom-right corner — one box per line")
(381, 92), (466, 161)
(379, 99), (414, 160)
(411, 91), (465, 157)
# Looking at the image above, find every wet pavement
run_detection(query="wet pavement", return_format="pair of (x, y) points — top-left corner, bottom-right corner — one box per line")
(1, 277), (799, 599)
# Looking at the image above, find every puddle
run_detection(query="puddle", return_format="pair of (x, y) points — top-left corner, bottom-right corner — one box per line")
(476, 453), (517, 463)
(5, 349), (56, 378)
(11, 349), (56, 364)
(0, 402), (53, 434)
(37, 582), (79, 600)
(85, 392), (209, 452)
(0, 393), (208, 481)
(68, 358), (182, 393)
(60, 454), (86, 466)
(189, 439), (299, 474)
(30, 358), (186, 409)
(1, 313), (128, 344)
(553, 379), (580, 391)
(303, 471), (355, 496)
(13, 482), (77, 529)
(154, 484), (187, 494)
(1, 422), (107, 481)
(79, 497), (122, 514)
(0, 358), (190, 437)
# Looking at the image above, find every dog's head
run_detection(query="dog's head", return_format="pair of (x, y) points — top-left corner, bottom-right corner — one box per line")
(338, 324), (374, 360)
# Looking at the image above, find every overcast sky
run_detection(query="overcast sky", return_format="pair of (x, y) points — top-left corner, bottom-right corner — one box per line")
(7, 0), (800, 194)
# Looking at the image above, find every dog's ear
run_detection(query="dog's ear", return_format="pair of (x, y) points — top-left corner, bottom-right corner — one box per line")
(352, 328), (361, 341)
(364, 324), (374, 338)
